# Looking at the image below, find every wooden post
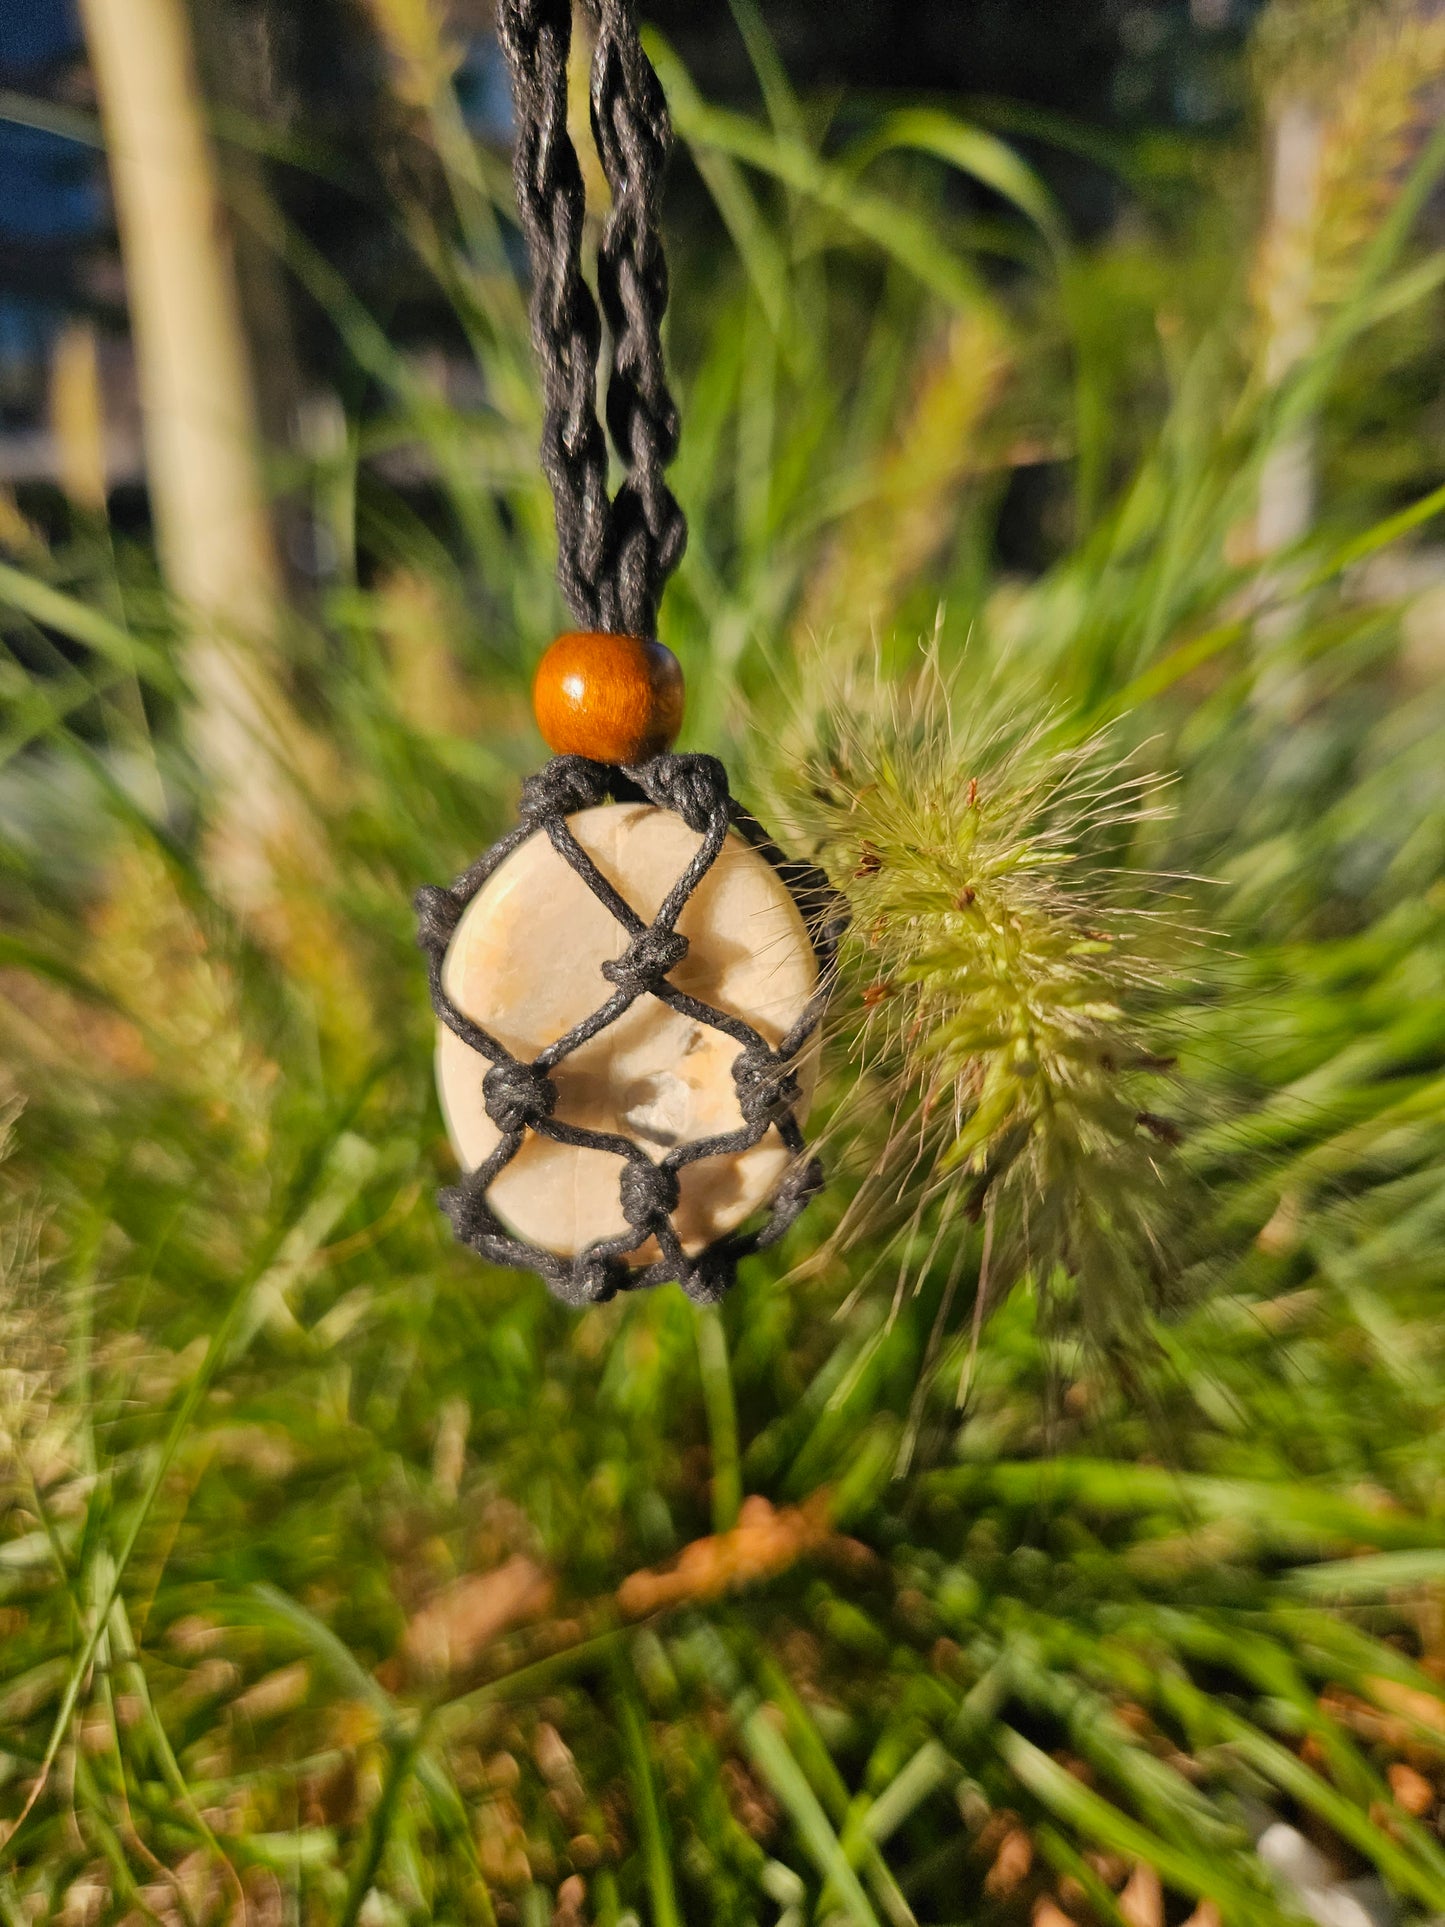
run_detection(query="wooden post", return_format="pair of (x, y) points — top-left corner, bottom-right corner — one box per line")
(1256, 97), (1323, 566)
(79, 0), (297, 906)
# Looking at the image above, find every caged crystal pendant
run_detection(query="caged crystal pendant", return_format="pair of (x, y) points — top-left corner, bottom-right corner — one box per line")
(415, 2), (843, 1305)
(418, 748), (843, 1306)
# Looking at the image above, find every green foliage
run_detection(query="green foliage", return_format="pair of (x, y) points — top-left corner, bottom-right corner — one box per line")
(764, 654), (1178, 1356)
(5, 6), (1445, 1923)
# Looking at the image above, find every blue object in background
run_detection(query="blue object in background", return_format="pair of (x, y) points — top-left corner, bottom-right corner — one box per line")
(0, 0), (102, 419)
(0, 0), (97, 240)
(455, 32), (515, 146)
(0, 0), (80, 71)
(0, 116), (100, 244)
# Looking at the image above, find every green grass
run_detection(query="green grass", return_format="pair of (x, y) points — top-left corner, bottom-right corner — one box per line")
(7, 6), (1445, 1922)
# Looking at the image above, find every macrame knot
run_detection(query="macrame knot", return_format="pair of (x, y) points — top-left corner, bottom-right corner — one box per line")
(638, 752), (728, 833)
(519, 755), (612, 823)
(679, 1248), (733, 1306)
(600, 925), (689, 994)
(414, 884), (462, 951)
(732, 1045), (802, 1126)
(559, 1248), (631, 1307)
(618, 1158), (681, 1227)
(483, 1059), (558, 1134)
(773, 1154), (825, 1216)
(438, 1179), (495, 1246)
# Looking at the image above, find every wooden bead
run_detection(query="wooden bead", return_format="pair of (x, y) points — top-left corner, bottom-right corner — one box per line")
(532, 631), (684, 765)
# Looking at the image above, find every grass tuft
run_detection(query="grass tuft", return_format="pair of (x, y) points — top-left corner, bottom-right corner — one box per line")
(763, 643), (1184, 1356)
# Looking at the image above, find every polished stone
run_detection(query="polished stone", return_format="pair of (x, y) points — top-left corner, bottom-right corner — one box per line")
(436, 802), (818, 1258)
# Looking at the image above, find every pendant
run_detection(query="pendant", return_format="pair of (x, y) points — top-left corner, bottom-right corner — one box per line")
(416, 637), (844, 1306)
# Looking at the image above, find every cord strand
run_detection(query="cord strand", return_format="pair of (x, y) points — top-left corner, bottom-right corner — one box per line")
(496, 0), (685, 636)
(587, 0), (686, 635)
(496, 0), (610, 626)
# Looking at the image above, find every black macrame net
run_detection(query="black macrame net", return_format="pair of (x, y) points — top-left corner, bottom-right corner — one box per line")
(417, 754), (846, 1305)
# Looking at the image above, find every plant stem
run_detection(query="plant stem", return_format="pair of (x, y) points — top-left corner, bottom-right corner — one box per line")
(694, 1304), (743, 1532)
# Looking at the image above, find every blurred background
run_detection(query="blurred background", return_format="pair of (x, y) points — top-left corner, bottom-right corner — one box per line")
(9, 3), (1445, 1925)
(0, 0), (1261, 545)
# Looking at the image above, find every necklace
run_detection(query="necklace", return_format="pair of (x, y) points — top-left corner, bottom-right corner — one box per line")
(416, 0), (843, 1307)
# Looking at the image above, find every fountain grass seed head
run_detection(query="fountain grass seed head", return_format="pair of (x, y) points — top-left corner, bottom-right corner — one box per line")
(760, 643), (1189, 1359)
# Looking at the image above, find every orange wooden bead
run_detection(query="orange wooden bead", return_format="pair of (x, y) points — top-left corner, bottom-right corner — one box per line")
(532, 631), (684, 765)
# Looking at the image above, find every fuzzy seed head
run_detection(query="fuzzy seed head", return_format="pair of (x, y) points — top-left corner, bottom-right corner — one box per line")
(759, 645), (1185, 1346)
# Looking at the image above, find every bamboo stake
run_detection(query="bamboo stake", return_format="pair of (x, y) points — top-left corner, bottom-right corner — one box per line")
(79, 0), (297, 906)
(1255, 97), (1323, 569)
(48, 319), (108, 516)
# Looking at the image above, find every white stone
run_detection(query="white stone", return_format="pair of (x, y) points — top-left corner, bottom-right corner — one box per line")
(436, 802), (819, 1259)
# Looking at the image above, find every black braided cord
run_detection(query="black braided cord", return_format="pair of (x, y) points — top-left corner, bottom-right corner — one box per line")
(417, 755), (847, 1306)
(496, 0), (685, 637)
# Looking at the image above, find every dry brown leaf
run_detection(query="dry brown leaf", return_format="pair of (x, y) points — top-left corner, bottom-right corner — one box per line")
(300, 1754), (359, 1830)
(1119, 1861), (1163, 1927)
(974, 1807), (1021, 1854)
(477, 1789), (532, 1889)
(172, 1655), (242, 1710)
(1389, 1760), (1436, 1815)
(721, 1757), (779, 1843)
(1084, 1850), (1130, 1888)
(1322, 1686), (1445, 1777)
(1033, 1901), (1076, 1927)
(60, 1872), (109, 1926)
(1115, 1703), (1156, 1738)
(553, 1873), (587, 1927)
(616, 1493), (835, 1617)
(534, 1723), (577, 1783)
(232, 1661), (309, 1723)
(984, 1827), (1034, 1898)
(1369, 1675), (1445, 1735)
(404, 1556), (554, 1678)
(166, 1618), (226, 1664)
(206, 1423), (297, 1479)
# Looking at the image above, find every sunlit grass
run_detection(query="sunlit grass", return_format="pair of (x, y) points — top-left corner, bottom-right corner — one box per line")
(4, 4), (1445, 1922)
